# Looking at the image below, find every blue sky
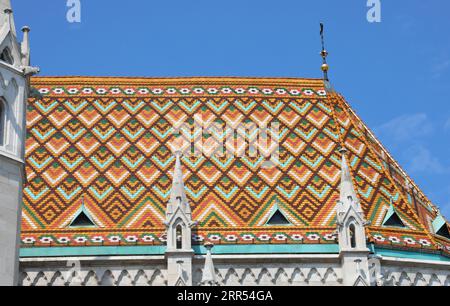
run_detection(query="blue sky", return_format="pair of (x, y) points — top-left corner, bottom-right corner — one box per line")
(14, 0), (450, 218)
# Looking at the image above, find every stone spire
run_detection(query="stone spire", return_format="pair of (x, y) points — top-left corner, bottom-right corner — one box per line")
(0, 0), (12, 10)
(0, 0), (39, 75)
(0, 0), (12, 23)
(338, 147), (361, 210)
(165, 150), (196, 286)
(164, 150), (195, 240)
(201, 242), (218, 286)
(1, 0), (17, 42)
(336, 147), (366, 231)
(335, 147), (370, 286)
(167, 150), (191, 217)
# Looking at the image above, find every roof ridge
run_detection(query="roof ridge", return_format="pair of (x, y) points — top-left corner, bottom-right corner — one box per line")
(31, 75), (323, 79)
(333, 93), (439, 247)
(337, 92), (438, 215)
(31, 76), (324, 81)
(30, 76), (325, 87)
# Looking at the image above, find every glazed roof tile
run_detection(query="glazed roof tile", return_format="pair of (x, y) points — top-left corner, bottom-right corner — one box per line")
(21, 77), (449, 254)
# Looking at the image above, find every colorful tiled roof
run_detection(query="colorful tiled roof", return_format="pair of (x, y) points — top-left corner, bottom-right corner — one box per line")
(21, 77), (449, 254)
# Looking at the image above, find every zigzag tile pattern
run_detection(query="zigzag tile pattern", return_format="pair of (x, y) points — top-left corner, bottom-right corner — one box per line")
(20, 77), (446, 253)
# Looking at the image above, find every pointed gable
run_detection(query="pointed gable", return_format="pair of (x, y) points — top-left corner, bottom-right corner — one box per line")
(433, 215), (450, 240)
(69, 204), (97, 228)
(0, 4), (21, 68)
(382, 204), (406, 228)
(265, 203), (292, 226)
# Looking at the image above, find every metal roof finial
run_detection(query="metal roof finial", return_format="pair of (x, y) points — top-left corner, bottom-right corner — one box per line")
(319, 22), (329, 82)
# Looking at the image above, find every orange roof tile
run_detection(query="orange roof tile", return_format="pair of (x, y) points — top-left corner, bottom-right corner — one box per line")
(21, 76), (449, 253)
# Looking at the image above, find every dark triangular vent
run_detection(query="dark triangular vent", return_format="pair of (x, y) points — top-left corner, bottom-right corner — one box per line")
(436, 224), (450, 240)
(383, 211), (405, 228)
(432, 215), (450, 240)
(267, 210), (291, 226)
(69, 210), (96, 228)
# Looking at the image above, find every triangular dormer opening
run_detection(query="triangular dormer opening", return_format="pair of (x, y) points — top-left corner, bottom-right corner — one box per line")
(433, 215), (450, 240)
(436, 224), (450, 240)
(265, 202), (292, 226)
(382, 209), (406, 228)
(267, 210), (290, 225)
(383, 213), (405, 227)
(69, 207), (97, 228)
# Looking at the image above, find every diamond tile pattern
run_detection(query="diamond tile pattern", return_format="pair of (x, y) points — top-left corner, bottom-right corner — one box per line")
(20, 77), (447, 252)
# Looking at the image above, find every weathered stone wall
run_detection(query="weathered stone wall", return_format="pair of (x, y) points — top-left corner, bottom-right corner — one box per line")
(377, 258), (450, 286)
(0, 18), (29, 285)
(20, 262), (342, 286)
(20, 256), (168, 286)
(0, 155), (22, 285)
(19, 254), (450, 286)
(20, 255), (342, 286)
